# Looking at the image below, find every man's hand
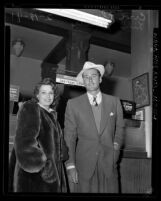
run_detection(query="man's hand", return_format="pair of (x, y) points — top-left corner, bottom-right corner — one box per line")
(113, 142), (120, 164)
(114, 142), (120, 150)
(67, 168), (78, 184)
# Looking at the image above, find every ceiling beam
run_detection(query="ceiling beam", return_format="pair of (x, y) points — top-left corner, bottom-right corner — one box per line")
(44, 37), (67, 64)
(5, 9), (131, 54)
(5, 12), (69, 37)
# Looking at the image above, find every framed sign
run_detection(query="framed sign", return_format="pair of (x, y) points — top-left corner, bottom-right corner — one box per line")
(132, 108), (145, 121)
(10, 85), (20, 102)
(120, 100), (136, 115)
(56, 74), (84, 87)
(132, 73), (150, 108)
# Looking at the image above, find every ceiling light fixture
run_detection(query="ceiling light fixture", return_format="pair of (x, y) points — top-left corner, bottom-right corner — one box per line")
(35, 9), (113, 28)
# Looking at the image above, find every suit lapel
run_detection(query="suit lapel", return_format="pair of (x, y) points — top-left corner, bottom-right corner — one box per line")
(100, 94), (111, 135)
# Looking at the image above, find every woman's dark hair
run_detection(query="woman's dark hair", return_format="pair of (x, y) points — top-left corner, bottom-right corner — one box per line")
(32, 78), (59, 110)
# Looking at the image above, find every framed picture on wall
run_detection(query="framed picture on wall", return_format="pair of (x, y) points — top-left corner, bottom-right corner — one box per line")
(120, 99), (136, 119)
(132, 73), (150, 108)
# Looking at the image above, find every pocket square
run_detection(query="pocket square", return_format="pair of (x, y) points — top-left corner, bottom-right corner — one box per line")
(110, 112), (114, 116)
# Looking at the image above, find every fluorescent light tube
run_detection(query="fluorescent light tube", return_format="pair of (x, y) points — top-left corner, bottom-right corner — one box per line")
(36, 9), (113, 28)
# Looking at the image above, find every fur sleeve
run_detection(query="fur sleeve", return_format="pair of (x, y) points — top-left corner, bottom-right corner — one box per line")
(15, 101), (46, 173)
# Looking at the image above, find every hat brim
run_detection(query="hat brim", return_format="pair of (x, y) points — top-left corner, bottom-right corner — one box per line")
(76, 65), (105, 85)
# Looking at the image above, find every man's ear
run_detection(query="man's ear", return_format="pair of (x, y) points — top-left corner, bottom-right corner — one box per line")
(99, 76), (102, 83)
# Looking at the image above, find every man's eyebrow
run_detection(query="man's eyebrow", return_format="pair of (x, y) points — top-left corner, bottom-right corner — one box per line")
(84, 73), (98, 76)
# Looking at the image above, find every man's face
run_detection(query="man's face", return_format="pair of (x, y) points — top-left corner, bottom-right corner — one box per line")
(82, 68), (102, 92)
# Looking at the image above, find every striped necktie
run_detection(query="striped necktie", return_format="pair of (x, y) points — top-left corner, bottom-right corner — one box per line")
(93, 96), (98, 106)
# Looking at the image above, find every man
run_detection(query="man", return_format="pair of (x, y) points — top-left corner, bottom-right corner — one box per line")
(64, 61), (125, 193)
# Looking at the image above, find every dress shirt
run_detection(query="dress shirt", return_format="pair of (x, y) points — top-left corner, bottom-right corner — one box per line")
(87, 91), (102, 105)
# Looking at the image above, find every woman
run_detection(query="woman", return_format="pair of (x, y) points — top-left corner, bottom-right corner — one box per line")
(9, 78), (69, 192)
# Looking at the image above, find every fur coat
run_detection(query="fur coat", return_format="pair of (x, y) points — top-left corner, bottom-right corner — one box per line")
(9, 100), (68, 192)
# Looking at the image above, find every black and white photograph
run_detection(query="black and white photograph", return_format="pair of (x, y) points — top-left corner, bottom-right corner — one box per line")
(3, 5), (160, 198)
(132, 73), (150, 108)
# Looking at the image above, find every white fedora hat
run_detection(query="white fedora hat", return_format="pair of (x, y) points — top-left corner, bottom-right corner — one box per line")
(76, 61), (105, 84)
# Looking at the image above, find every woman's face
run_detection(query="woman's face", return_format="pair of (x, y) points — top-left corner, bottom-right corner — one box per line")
(36, 85), (54, 109)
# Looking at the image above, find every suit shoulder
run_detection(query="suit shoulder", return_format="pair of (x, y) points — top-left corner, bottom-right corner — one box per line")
(103, 94), (121, 105)
(103, 93), (118, 100)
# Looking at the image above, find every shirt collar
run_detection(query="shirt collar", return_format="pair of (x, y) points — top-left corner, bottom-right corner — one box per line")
(37, 103), (54, 113)
(87, 91), (102, 105)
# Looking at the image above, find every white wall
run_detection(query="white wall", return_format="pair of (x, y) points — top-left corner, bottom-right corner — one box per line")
(106, 75), (132, 100)
(10, 55), (42, 96)
(10, 57), (132, 101)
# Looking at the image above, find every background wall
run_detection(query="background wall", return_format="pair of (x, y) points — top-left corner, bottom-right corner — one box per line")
(10, 55), (132, 100)
(10, 55), (42, 97)
(131, 10), (158, 158)
(101, 75), (132, 100)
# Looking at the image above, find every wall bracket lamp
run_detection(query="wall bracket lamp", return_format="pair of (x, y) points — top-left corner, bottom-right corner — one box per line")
(104, 61), (115, 77)
(12, 39), (25, 57)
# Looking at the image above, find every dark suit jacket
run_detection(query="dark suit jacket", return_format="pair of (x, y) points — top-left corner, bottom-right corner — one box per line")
(64, 93), (125, 180)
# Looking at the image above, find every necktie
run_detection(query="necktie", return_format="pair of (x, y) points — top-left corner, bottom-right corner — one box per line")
(93, 96), (98, 106)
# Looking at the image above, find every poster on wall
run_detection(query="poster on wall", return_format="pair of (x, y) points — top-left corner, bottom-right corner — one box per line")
(10, 85), (20, 102)
(56, 74), (84, 87)
(132, 73), (150, 108)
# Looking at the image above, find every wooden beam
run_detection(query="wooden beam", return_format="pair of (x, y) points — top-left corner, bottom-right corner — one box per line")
(5, 9), (131, 54)
(44, 37), (67, 64)
(5, 12), (69, 37)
